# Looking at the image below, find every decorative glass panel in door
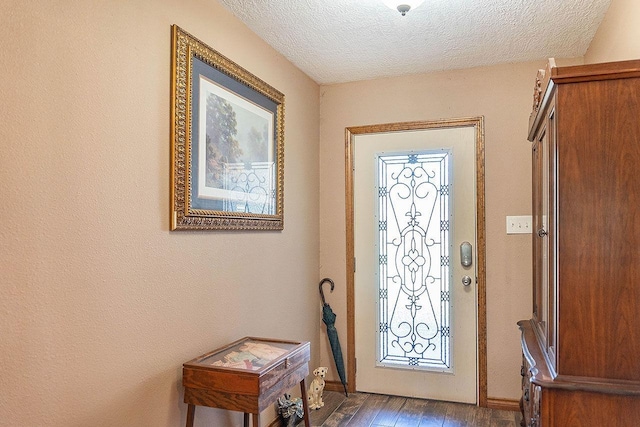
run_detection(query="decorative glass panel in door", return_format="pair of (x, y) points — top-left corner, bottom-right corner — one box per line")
(376, 151), (452, 372)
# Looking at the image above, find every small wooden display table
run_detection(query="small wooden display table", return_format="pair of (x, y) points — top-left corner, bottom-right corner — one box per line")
(183, 337), (311, 427)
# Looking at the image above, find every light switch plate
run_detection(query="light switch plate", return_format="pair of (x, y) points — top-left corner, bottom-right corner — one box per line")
(506, 215), (532, 234)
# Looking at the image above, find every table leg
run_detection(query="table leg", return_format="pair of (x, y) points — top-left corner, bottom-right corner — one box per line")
(300, 378), (311, 427)
(185, 404), (195, 427)
(243, 412), (249, 427)
(252, 413), (259, 427)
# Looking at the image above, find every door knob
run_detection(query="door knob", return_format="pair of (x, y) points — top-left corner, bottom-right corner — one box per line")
(462, 275), (472, 286)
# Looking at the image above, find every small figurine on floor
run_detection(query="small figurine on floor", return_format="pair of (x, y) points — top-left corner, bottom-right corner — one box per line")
(307, 366), (328, 410)
(276, 393), (304, 427)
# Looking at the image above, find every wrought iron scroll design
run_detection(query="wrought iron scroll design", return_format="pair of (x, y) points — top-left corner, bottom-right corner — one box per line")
(377, 151), (451, 370)
(223, 162), (276, 214)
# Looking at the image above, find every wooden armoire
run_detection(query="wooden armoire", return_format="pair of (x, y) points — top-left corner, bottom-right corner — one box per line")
(518, 58), (640, 426)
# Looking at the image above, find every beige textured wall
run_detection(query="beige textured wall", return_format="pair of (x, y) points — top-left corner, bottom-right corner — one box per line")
(585, 0), (640, 63)
(318, 61), (545, 400)
(0, 1), (319, 426)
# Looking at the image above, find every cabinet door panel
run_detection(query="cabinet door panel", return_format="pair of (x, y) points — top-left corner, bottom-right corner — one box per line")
(546, 106), (557, 370)
(532, 101), (553, 357)
(556, 80), (640, 380)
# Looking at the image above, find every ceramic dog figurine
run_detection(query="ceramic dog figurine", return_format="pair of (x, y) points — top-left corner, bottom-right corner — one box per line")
(307, 366), (328, 410)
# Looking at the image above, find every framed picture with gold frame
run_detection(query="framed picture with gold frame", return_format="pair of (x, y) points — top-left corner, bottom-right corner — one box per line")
(170, 25), (285, 231)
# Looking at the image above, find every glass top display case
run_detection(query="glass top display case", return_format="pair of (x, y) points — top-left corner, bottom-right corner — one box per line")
(188, 337), (300, 371)
(182, 336), (311, 427)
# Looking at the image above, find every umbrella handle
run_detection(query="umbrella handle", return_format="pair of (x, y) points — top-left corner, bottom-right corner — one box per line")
(319, 277), (334, 305)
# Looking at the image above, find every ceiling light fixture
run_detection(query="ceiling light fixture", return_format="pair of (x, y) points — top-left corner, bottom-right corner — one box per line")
(383, 0), (425, 16)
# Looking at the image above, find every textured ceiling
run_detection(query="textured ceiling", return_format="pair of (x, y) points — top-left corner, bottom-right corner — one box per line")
(216, 0), (611, 84)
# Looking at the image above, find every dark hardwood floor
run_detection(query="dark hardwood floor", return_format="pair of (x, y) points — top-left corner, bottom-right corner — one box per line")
(306, 391), (522, 427)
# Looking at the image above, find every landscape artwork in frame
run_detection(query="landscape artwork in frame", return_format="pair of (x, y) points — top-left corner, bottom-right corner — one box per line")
(170, 25), (284, 230)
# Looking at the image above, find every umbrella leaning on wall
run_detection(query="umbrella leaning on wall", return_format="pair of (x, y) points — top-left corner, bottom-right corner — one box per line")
(319, 277), (348, 396)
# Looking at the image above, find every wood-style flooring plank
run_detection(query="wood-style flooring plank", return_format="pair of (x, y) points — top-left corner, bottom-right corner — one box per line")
(394, 397), (430, 427)
(442, 401), (473, 426)
(306, 391), (522, 427)
(490, 409), (519, 422)
(490, 419), (517, 427)
(418, 400), (447, 427)
(344, 393), (390, 426)
(471, 405), (493, 426)
(370, 395), (406, 426)
(488, 408), (518, 427)
(319, 410), (355, 427)
(308, 391), (347, 426)
(319, 392), (369, 427)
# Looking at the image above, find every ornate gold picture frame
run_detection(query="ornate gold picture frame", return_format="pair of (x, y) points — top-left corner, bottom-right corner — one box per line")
(170, 25), (285, 231)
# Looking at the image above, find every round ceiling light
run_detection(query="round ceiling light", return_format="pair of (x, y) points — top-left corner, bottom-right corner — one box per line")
(383, 0), (426, 16)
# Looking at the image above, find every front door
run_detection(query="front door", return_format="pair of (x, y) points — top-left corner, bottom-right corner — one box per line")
(349, 119), (484, 403)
